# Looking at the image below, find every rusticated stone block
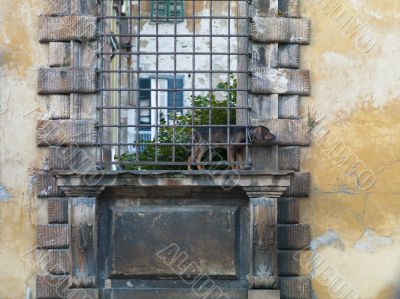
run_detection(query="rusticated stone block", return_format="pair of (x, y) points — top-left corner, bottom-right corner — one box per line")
(48, 198), (68, 223)
(36, 275), (69, 298)
(278, 224), (311, 250)
(45, 95), (70, 119)
(251, 68), (311, 96)
(48, 146), (98, 172)
(38, 67), (96, 94)
(283, 172), (311, 197)
(279, 95), (300, 119)
(47, 249), (69, 274)
(279, 276), (311, 299)
(278, 44), (300, 68)
(39, 16), (97, 42)
(278, 197), (300, 224)
(36, 224), (70, 249)
(49, 42), (71, 67)
(251, 17), (311, 44)
(279, 146), (300, 171)
(37, 120), (97, 146)
(36, 171), (59, 198)
(66, 289), (99, 299)
(252, 119), (310, 146)
(278, 250), (301, 276)
(43, 0), (71, 16)
(278, 0), (300, 18)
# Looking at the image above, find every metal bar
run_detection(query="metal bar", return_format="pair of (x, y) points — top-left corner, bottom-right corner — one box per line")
(98, 0), (250, 169)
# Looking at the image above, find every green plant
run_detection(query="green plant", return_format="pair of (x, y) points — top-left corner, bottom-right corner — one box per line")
(117, 76), (237, 170)
(306, 106), (326, 130)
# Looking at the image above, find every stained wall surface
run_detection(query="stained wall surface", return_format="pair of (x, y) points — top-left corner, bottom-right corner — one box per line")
(300, 1), (400, 298)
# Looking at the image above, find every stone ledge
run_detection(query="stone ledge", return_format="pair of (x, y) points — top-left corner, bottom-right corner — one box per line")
(55, 170), (294, 198)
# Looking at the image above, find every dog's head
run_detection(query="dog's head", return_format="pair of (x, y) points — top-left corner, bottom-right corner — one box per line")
(251, 126), (276, 144)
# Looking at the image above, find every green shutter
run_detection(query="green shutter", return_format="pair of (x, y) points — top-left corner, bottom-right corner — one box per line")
(168, 77), (184, 115)
(151, 0), (184, 22)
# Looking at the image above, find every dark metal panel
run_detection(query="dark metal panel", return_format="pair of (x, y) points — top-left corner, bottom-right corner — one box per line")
(109, 206), (239, 279)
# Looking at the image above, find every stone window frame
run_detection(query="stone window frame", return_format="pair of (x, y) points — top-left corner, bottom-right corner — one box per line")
(35, 0), (312, 298)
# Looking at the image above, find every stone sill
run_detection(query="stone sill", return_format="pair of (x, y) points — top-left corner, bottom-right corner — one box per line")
(55, 170), (294, 198)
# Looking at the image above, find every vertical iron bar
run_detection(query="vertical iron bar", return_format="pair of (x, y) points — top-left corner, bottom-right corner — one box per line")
(135, 0), (141, 161)
(208, 0), (213, 163)
(191, 0), (196, 168)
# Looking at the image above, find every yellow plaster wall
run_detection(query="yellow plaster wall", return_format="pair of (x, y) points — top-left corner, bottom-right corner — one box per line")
(0, 0), (47, 298)
(300, 1), (400, 298)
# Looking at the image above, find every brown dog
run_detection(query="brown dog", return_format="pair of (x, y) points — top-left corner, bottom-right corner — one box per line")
(188, 126), (276, 170)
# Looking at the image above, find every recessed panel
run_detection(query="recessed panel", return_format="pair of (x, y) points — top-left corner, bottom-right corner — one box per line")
(100, 288), (247, 299)
(110, 206), (239, 279)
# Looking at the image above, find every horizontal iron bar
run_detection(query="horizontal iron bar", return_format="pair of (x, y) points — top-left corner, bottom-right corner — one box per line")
(97, 106), (248, 110)
(98, 51), (248, 56)
(99, 33), (249, 38)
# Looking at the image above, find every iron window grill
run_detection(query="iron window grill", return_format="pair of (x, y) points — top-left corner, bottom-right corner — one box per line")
(98, 0), (251, 170)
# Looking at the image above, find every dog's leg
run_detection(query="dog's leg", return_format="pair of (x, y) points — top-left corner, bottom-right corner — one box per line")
(236, 148), (244, 170)
(228, 147), (236, 170)
(188, 144), (197, 170)
(196, 145), (208, 170)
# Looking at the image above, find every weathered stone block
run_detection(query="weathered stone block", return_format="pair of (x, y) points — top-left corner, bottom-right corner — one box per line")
(278, 44), (300, 68)
(36, 171), (59, 198)
(43, 0), (71, 16)
(37, 120), (97, 146)
(39, 16), (97, 42)
(278, 250), (301, 276)
(47, 249), (69, 274)
(279, 276), (311, 299)
(279, 95), (300, 119)
(283, 172), (311, 197)
(252, 119), (310, 146)
(278, 0), (300, 18)
(45, 95), (70, 119)
(38, 67), (97, 94)
(251, 17), (311, 44)
(279, 146), (301, 171)
(36, 224), (70, 249)
(48, 198), (68, 223)
(251, 68), (311, 95)
(49, 42), (71, 67)
(278, 224), (311, 250)
(36, 275), (69, 298)
(278, 197), (300, 224)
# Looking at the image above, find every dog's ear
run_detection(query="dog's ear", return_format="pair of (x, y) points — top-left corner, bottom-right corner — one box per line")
(263, 126), (276, 141)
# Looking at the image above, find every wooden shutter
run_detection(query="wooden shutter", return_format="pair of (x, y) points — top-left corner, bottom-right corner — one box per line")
(167, 77), (184, 114)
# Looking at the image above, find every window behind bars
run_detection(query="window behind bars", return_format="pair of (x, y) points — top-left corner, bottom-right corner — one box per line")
(98, 0), (251, 170)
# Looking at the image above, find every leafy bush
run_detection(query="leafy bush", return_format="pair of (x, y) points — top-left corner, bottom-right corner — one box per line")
(118, 76), (237, 170)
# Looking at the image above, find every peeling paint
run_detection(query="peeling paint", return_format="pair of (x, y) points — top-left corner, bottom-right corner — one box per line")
(311, 229), (345, 251)
(0, 185), (11, 201)
(354, 229), (392, 253)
